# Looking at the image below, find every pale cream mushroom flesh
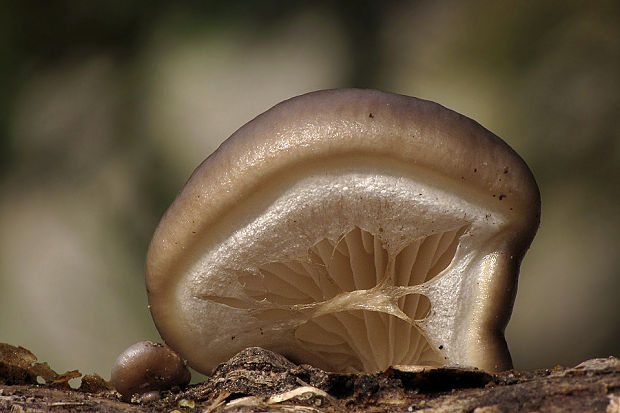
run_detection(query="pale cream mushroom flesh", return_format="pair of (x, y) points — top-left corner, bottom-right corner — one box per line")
(146, 89), (540, 374)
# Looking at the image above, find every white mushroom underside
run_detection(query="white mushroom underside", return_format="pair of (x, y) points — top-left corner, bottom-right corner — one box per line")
(246, 225), (467, 371)
(173, 165), (506, 373)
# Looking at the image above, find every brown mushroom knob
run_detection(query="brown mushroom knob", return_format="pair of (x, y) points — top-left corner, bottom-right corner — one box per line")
(146, 89), (540, 374)
(110, 341), (190, 401)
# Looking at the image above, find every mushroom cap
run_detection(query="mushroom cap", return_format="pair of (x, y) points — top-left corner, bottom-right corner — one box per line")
(110, 341), (190, 400)
(146, 89), (540, 374)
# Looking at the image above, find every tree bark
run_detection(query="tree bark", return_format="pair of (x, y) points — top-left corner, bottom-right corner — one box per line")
(2, 346), (619, 412)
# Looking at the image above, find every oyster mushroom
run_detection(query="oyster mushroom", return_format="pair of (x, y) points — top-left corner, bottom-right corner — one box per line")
(146, 89), (540, 374)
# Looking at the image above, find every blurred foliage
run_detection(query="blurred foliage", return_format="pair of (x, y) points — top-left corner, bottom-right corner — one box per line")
(0, 0), (399, 225)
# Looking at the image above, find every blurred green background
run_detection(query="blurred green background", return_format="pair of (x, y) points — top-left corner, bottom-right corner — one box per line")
(1, 1), (618, 380)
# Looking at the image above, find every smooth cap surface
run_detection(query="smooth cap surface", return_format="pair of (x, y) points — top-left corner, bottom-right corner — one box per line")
(110, 341), (191, 400)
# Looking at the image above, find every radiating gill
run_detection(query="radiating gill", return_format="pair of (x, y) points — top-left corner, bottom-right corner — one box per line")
(237, 225), (468, 371)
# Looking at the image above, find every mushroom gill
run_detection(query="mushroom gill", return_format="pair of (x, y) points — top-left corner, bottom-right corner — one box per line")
(235, 225), (468, 372)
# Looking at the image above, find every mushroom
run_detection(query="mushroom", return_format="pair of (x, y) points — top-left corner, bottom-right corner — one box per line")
(146, 89), (540, 374)
(110, 341), (190, 401)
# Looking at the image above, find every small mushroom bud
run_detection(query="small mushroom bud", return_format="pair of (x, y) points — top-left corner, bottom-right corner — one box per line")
(110, 341), (191, 401)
